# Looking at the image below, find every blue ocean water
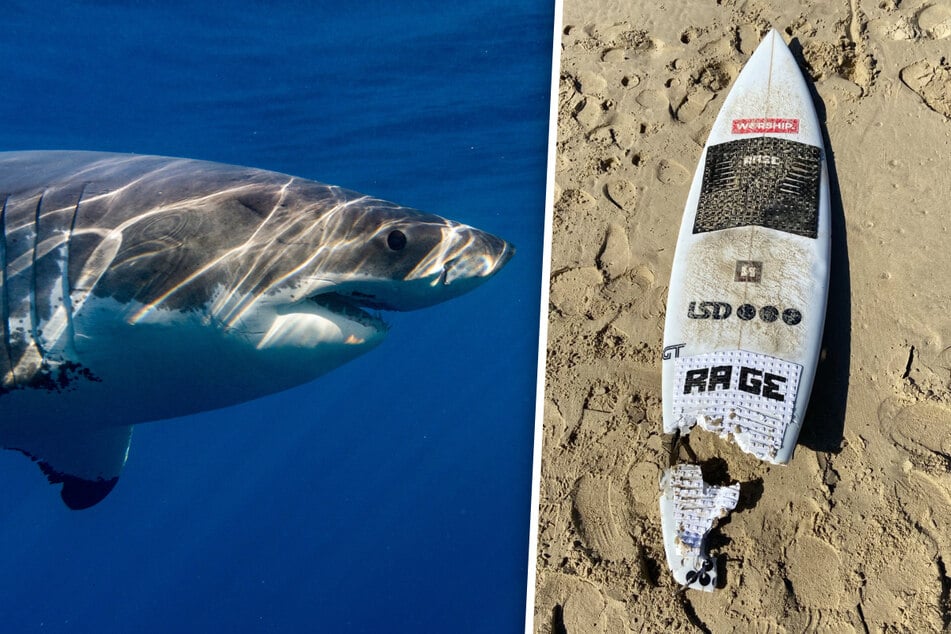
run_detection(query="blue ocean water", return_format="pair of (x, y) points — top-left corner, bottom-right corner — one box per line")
(0, 2), (552, 632)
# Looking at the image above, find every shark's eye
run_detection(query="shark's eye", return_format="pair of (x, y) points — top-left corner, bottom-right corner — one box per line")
(387, 230), (407, 251)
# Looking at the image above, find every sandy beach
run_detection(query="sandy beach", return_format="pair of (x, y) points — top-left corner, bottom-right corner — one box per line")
(533, 0), (951, 631)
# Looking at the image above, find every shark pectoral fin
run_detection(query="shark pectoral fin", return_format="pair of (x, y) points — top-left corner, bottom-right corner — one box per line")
(12, 425), (133, 510)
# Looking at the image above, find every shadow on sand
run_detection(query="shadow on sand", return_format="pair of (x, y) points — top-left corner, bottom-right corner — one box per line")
(788, 37), (851, 456)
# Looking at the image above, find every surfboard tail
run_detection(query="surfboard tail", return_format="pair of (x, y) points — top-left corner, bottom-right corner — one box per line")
(659, 464), (739, 592)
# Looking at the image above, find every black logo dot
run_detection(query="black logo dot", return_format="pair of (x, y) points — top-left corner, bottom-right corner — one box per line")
(737, 304), (756, 320)
(760, 305), (779, 322)
(782, 308), (802, 325)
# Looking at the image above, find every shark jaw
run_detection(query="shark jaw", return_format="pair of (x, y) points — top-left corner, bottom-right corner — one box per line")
(245, 219), (515, 354)
(255, 293), (389, 351)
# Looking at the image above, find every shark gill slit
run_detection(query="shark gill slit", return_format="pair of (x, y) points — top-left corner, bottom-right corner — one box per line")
(29, 193), (46, 360)
(61, 185), (86, 353)
(0, 194), (14, 383)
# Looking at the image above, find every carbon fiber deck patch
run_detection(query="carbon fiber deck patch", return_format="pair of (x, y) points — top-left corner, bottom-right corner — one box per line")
(693, 137), (821, 238)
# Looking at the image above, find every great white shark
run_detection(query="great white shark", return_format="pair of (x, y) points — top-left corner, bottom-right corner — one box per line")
(0, 150), (513, 509)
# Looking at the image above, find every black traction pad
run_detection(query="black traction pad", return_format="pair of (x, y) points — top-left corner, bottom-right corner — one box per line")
(693, 137), (821, 238)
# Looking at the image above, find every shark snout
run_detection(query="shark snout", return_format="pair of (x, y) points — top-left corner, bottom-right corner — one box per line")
(357, 220), (514, 311)
(442, 229), (515, 286)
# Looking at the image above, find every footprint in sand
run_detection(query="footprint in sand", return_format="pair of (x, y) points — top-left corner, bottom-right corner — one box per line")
(673, 88), (715, 123)
(571, 474), (639, 561)
(656, 159), (689, 185)
(635, 89), (670, 117)
(560, 582), (630, 633)
(900, 58), (951, 119)
(783, 535), (844, 609)
(667, 59), (739, 124)
(620, 74), (640, 89)
(916, 2), (951, 39)
(737, 23), (763, 55)
(895, 469), (951, 552)
(879, 399), (951, 471)
(550, 267), (604, 317)
(595, 222), (632, 280)
(860, 513), (947, 633)
(576, 70), (607, 95)
(603, 180), (638, 212)
(598, 25), (658, 63)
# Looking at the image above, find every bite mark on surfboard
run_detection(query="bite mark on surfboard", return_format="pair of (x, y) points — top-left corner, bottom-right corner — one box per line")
(667, 350), (803, 463)
(659, 464), (739, 592)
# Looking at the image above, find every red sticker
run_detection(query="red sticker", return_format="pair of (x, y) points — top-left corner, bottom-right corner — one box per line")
(731, 118), (799, 134)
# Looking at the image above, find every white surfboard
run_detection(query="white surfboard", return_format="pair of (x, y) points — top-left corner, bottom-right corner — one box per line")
(659, 30), (830, 591)
(662, 29), (830, 465)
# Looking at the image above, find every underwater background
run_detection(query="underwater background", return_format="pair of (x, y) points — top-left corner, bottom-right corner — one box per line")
(0, 2), (552, 632)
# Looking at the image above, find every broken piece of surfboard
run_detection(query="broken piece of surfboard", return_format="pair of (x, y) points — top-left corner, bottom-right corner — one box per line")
(659, 464), (739, 591)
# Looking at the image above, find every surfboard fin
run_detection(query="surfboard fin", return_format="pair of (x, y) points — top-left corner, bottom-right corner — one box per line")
(659, 464), (739, 592)
(10, 425), (132, 509)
